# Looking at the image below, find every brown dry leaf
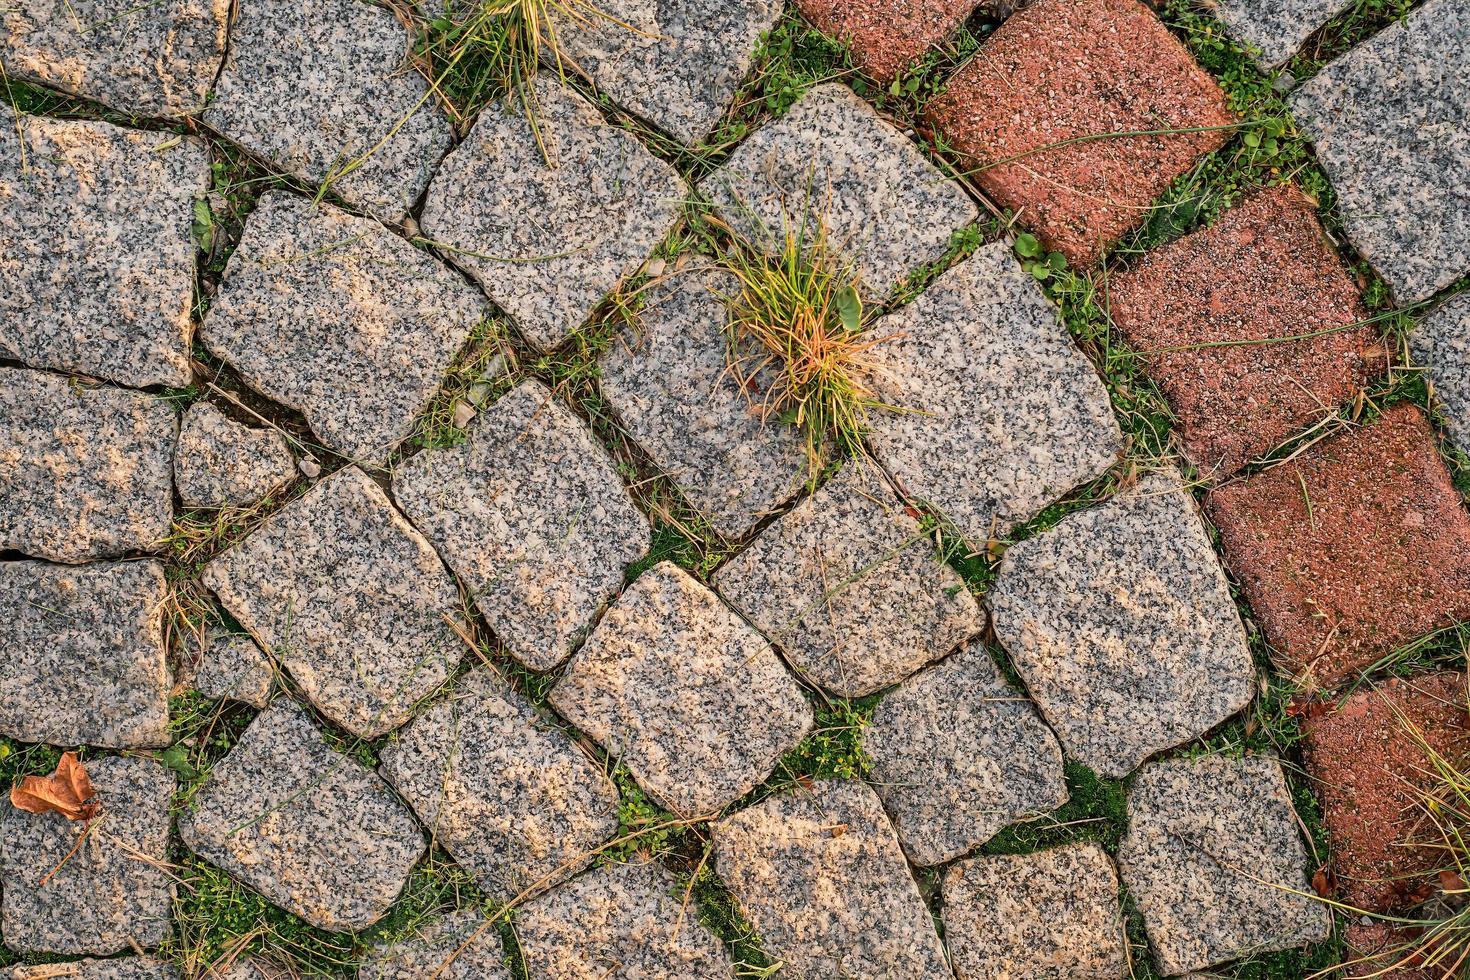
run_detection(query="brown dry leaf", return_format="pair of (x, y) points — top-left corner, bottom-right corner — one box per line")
(9, 752), (100, 821)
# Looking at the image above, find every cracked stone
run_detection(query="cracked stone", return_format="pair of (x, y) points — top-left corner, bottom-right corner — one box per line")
(6, 960), (179, 980)
(1211, 0), (1354, 68)
(194, 630), (274, 709)
(1410, 292), (1470, 451)
(175, 403), (296, 510)
(795, 0), (979, 83)
(359, 909), (513, 980)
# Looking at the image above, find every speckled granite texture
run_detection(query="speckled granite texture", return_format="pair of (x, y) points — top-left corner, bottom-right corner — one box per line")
(203, 0), (451, 217)
(713, 779), (951, 979)
(1411, 292), (1470, 450)
(1119, 755), (1332, 975)
(866, 242), (1121, 544)
(203, 466), (464, 738)
(1212, 0), (1353, 68)
(203, 192), (486, 464)
(178, 699), (427, 932)
(866, 641), (1068, 866)
(194, 630), (274, 708)
(703, 83), (977, 295)
(1289, 0), (1470, 302)
(517, 860), (736, 980)
(715, 465), (981, 696)
(550, 562), (812, 817)
(0, 560), (171, 748)
(175, 403), (296, 510)
(599, 266), (808, 539)
(1, 369), (177, 563)
(206, 960), (296, 980)
(1, 757), (174, 954)
(6, 960), (179, 980)
(379, 668), (620, 904)
(359, 909), (512, 980)
(394, 380), (649, 671)
(421, 77), (684, 350)
(989, 473), (1256, 778)
(943, 844), (1125, 980)
(0, 116), (203, 389)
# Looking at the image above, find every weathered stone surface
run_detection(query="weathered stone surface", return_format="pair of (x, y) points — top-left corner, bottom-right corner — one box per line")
(553, 0), (781, 144)
(599, 266), (808, 539)
(203, 0), (451, 217)
(795, 0), (979, 83)
(394, 381), (649, 671)
(0, 560), (170, 748)
(421, 77), (684, 350)
(1118, 755), (1331, 975)
(380, 668), (619, 904)
(195, 630), (274, 708)
(176, 403), (296, 510)
(866, 641), (1067, 866)
(203, 192), (486, 464)
(703, 83), (977, 295)
(712, 779), (950, 979)
(6, 959), (179, 980)
(866, 242), (1121, 545)
(203, 466), (464, 738)
(205, 959), (295, 980)
(359, 909), (512, 980)
(989, 473), (1255, 778)
(943, 844), (1125, 980)
(1213, 0), (1353, 68)
(178, 699), (427, 932)
(517, 860), (736, 979)
(1411, 292), (1470, 450)
(1289, 0), (1470, 303)
(0, 116), (204, 388)
(550, 562), (812, 816)
(1, 757), (174, 954)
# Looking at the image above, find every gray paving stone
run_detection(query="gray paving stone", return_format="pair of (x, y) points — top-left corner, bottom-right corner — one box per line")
(421, 77), (684, 350)
(1288, 0), (1470, 303)
(203, 0), (451, 218)
(0, 116), (202, 389)
(1118, 755), (1331, 975)
(1, 369), (177, 564)
(176, 403), (296, 510)
(715, 465), (981, 697)
(1411, 292), (1470, 450)
(178, 699), (427, 932)
(394, 380), (649, 671)
(942, 843), (1125, 980)
(1212, 0), (1352, 68)
(550, 562), (812, 816)
(359, 909), (512, 980)
(195, 630), (274, 708)
(203, 466), (464, 738)
(379, 668), (619, 904)
(552, 0), (782, 145)
(203, 191), (486, 464)
(6, 959), (179, 980)
(701, 83), (978, 295)
(866, 641), (1067, 866)
(712, 778), (951, 979)
(1, 757), (174, 955)
(517, 859), (736, 980)
(206, 959), (295, 980)
(866, 242), (1121, 545)
(989, 472), (1256, 779)
(599, 266), (808, 539)
(0, 560), (171, 749)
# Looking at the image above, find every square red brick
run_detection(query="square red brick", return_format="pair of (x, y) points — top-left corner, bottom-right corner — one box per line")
(1302, 671), (1470, 913)
(795, 0), (979, 83)
(1342, 922), (1438, 979)
(924, 0), (1234, 266)
(1110, 185), (1388, 478)
(1207, 404), (1470, 685)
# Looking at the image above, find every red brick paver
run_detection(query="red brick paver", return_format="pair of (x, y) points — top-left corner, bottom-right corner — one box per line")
(1110, 185), (1387, 478)
(1342, 922), (1437, 979)
(924, 0), (1234, 266)
(795, 0), (979, 83)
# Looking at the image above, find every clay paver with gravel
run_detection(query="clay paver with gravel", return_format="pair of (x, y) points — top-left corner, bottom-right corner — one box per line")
(194, 630), (275, 709)
(1208, 403), (1470, 685)
(421, 77), (684, 350)
(1211, 0), (1353, 68)
(713, 778), (951, 979)
(550, 562), (812, 817)
(795, 0), (978, 83)
(702, 83), (978, 295)
(203, 191), (487, 464)
(925, 0), (1234, 266)
(865, 242), (1121, 545)
(179, 699), (427, 932)
(715, 465), (981, 697)
(1411, 292), (1470, 450)
(1119, 755), (1332, 975)
(203, 466), (465, 738)
(1, 116), (203, 390)
(379, 668), (619, 904)
(1289, 0), (1470, 303)
(1110, 185), (1385, 478)
(175, 403), (297, 510)
(6, 960), (180, 980)
(865, 641), (1068, 866)
(394, 380), (650, 671)
(1, 757), (174, 955)
(943, 844), (1125, 980)
(359, 909), (512, 980)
